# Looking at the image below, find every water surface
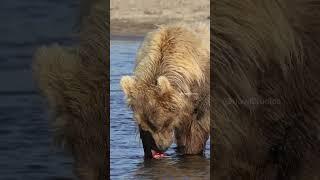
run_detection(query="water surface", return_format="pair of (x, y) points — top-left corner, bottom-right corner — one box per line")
(110, 40), (210, 180)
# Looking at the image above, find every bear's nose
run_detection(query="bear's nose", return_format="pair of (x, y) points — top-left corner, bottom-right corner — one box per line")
(157, 144), (169, 152)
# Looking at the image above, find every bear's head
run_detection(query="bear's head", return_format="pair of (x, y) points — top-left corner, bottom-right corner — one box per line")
(120, 75), (194, 157)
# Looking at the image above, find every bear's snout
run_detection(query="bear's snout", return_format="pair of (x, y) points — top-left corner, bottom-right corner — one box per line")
(139, 126), (163, 159)
(156, 144), (169, 152)
(153, 131), (174, 152)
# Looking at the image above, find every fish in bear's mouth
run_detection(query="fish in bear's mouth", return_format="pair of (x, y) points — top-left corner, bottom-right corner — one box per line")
(139, 126), (165, 159)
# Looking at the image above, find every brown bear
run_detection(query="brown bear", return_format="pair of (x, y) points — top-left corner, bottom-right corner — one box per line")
(120, 22), (210, 158)
(212, 0), (320, 179)
(32, 3), (108, 180)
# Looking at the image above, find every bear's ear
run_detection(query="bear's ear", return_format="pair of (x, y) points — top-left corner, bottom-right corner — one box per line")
(120, 76), (136, 97)
(157, 76), (172, 95)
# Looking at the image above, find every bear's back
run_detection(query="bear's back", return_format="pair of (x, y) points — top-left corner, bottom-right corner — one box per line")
(134, 22), (210, 93)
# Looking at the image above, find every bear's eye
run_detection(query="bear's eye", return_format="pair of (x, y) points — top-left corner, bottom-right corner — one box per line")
(163, 121), (170, 129)
(145, 120), (157, 132)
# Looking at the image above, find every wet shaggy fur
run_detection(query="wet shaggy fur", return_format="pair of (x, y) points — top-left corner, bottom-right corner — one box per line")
(32, 4), (108, 180)
(212, 0), (320, 179)
(121, 22), (210, 154)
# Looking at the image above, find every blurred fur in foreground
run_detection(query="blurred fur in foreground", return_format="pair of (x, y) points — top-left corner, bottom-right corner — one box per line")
(32, 1), (108, 179)
(212, 0), (320, 179)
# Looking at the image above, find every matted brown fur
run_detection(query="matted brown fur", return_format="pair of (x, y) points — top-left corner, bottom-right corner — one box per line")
(212, 0), (320, 179)
(121, 22), (210, 154)
(32, 3), (108, 180)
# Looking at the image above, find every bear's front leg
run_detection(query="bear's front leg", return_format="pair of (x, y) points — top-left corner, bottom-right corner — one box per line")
(175, 117), (209, 155)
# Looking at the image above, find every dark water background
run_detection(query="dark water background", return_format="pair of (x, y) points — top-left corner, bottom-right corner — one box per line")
(110, 40), (210, 180)
(0, 0), (78, 179)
